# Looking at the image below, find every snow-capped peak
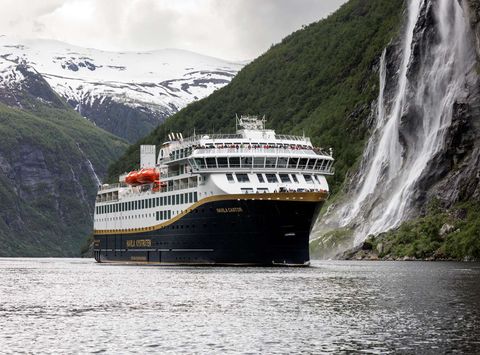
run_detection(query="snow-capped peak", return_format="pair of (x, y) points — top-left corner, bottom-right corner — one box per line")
(0, 36), (245, 141)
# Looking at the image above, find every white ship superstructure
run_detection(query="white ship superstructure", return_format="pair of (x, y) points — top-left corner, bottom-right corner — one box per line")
(93, 116), (333, 265)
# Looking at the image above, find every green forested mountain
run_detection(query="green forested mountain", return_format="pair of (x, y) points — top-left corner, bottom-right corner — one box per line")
(108, 0), (404, 193)
(0, 63), (126, 256)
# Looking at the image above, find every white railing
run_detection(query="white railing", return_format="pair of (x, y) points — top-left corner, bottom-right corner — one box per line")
(192, 147), (331, 157)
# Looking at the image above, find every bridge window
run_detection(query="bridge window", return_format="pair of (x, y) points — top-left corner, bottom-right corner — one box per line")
(304, 174), (313, 183)
(298, 158), (308, 169)
(265, 174), (278, 183)
(265, 157), (276, 168)
(277, 157), (288, 168)
(195, 158), (206, 168)
(217, 157), (228, 168)
(226, 173), (234, 182)
(257, 173), (265, 183)
(291, 174), (299, 183)
(288, 158), (299, 169)
(236, 173), (250, 183)
(206, 157), (217, 168)
(253, 157), (265, 168)
(279, 174), (291, 183)
(240, 157), (252, 168)
(229, 157), (240, 168)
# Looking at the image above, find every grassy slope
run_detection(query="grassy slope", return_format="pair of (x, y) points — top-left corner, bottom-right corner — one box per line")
(108, 0), (404, 194)
(359, 200), (480, 260)
(0, 103), (126, 256)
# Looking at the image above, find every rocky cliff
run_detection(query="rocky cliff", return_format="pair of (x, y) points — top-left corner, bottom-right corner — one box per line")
(311, 0), (480, 260)
(0, 58), (126, 256)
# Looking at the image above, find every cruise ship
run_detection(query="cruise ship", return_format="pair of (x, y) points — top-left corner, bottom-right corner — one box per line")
(93, 116), (334, 266)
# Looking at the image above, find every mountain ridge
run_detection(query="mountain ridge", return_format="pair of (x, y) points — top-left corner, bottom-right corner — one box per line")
(0, 36), (243, 142)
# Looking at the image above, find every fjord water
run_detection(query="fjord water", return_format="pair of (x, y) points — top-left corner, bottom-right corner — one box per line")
(1, 259), (479, 354)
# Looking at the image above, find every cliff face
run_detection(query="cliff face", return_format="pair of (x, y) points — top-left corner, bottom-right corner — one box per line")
(312, 0), (480, 260)
(0, 59), (126, 256)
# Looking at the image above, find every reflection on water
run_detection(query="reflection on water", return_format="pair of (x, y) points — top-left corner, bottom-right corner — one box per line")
(1, 259), (479, 354)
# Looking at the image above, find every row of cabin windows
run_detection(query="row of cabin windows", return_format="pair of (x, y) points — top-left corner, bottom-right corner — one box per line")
(193, 156), (332, 171)
(96, 191), (198, 215)
(227, 173), (319, 184)
(156, 210), (172, 221)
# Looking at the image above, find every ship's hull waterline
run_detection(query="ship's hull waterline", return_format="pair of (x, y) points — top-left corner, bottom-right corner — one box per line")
(93, 192), (326, 266)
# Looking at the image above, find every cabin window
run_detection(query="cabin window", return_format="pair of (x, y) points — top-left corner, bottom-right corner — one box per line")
(206, 157), (217, 168)
(277, 157), (288, 168)
(265, 157), (277, 168)
(184, 193), (188, 203)
(304, 174), (313, 183)
(265, 174), (278, 183)
(189, 192), (193, 203)
(168, 196), (171, 205)
(253, 157), (265, 168)
(180, 194), (184, 204)
(217, 157), (228, 168)
(236, 173), (250, 183)
(194, 192), (198, 202)
(279, 174), (291, 183)
(156, 211), (159, 221)
(229, 157), (240, 168)
(291, 174), (299, 183)
(148, 199), (152, 209)
(226, 173), (234, 182)
(176, 195), (180, 205)
(257, 173), (265, 183)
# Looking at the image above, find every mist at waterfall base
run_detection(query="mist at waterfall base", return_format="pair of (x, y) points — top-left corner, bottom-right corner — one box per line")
(312, 0), (477, 254)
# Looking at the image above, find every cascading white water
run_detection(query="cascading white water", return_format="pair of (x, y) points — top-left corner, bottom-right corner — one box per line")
(332, 0), (476, 243)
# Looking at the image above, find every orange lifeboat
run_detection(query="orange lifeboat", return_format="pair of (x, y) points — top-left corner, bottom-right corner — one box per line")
(125, 171), (139, 185)
(136, 168), (159, 184)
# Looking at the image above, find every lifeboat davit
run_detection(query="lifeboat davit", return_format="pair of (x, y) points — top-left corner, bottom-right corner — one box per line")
(136, 168), (160, 184)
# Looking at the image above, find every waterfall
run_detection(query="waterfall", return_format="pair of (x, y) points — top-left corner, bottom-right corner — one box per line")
(325, 0), (476, 245)
(76, 143), (102, 186)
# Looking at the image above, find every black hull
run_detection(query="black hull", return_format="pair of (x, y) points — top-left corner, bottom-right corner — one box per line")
(94, 194), (324, 266)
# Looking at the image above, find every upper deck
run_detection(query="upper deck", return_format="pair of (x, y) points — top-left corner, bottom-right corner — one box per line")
(158, 116), (334, 175)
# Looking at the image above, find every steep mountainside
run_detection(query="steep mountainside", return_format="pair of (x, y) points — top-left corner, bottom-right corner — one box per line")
(0, 36), (243, 142)
(0, 57), (126, 256)
(312, 0), (480, 260)
(108, 0), (405, 189)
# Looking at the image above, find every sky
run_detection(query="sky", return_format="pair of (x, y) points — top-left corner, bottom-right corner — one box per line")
(1, 0), (347, 61)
